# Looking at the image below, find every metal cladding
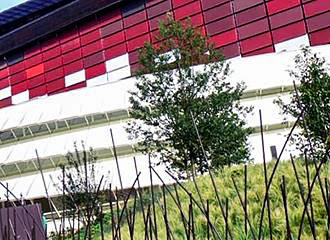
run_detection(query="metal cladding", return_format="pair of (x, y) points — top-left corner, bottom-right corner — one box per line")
(0, 0), (329, 200)
(0, 0), (329, 108)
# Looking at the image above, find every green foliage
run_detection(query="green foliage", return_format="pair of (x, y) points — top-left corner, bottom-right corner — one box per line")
(127, 16), (252, 178)
(277, 47), (330, 158)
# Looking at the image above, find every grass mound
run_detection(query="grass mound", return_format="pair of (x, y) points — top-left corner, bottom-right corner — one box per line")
(78, 159), (330, 239)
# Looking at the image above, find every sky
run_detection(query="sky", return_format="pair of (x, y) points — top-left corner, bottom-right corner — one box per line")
(0, 0), (29, 12)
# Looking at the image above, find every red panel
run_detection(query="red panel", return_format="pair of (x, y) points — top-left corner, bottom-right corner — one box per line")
(211, 29), (238, 48)
(149, 13), (168, 31)
(219, 42), (240, 59)
(310, 27), (330, 46)
(80, 29), (101, 46)
(270, 6), (303, 29)
(130, 62), (141, 75)
(47, 78), (65, 93)
(26, 64), (44, 79)
(147, 1), (172, 19)
(272, 21), (306, 43)
(41, 35), (59, 51)
(206, 15), (235, 36)
(48, 88), (66, 95)
(64, 59), (83, 75)
(174, 1), (201, 20)
(129, 50), (139, 64)
(303, 0), (330, 17)
(58, 26), (79, 43)
(62, 48), (82, 64)
(203, 2), (232, 24)
(61, 38), (81, 54)
(83, 51), (105, 68)
(42, 46), (61, 61)
(10, 71), (26, 85)
(101, 20), (123, 37)
(45, 67), (64, 83)
(104, 43), (127, 60)
(24, 54), (42, 68)
(98, 8), (122, 27)
(172, 0), (194, 9)
(146, 0), (163, 7)
(127, 33), (151, 52)
(85, 63), (106, 79)
(79, 16), (99, 35)
(240, 32), (272, 54)
(201, 0), (230, 10)
(125, 21), (149, 40)
(44, 56), (62, 72)
(11, 81), (28, 95)
(28, 74), (45, 89)
(182, 12), (204, 27)
(236, 4), (266, 26)
(243, 45), (274, 57)
(233, 0), (263, 12)
(65, 81), (86, 91)
(29, 84), (47, 98)
(102, 31), (125, 48)
(0, 97), (11, 108)
(0, 68), (9, 80)
(306, 11), (330, 32)
(24, 43), (41, 59)
(238, 18), (269, 40)
(151, 29), (161, 43)
(124, 10), (147, 28)
(267, 0), (300, 15)
(81, 40), (103, 57)
(0, 78), (9, 89)
(9, 61), (25, 75)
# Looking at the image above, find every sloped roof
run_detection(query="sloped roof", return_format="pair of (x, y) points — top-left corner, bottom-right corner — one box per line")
(0, 0), (122, 56)
(0, 0), (75, 35)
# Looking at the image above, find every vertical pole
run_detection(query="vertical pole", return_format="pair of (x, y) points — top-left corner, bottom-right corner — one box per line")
(244, 165), (248, 237)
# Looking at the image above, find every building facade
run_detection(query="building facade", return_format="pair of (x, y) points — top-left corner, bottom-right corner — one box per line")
(0, 0), (329, 206)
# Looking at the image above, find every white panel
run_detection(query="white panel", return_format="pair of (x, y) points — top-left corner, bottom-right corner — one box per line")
(86, 73), (108, 87)
(275, 35), (310, 53)
(105, 53), (129, 72)
(0, 153), (175, 200)
(156, 49), (178, 64)
(227, 50), (297, 91)
(107, 66), (131, 82)
(249, 129), (300, 164)
(240, 94), (295, 127)
(64, 69), (86, 87)
(0, 86), (11, 100)
(99, 78), (134, 111)
(0, 104), (28, 130)
(12, 90), (29, 105)
(19, 100), (45, 126)
(0, 122), (132, 164)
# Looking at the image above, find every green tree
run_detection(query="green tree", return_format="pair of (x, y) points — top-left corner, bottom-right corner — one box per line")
(277, 47), (330, 158)
(127, 16), (252, 178)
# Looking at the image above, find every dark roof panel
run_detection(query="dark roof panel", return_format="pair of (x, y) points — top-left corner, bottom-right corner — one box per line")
(0, 0), (75, 32)
(0, 0), (124, 56)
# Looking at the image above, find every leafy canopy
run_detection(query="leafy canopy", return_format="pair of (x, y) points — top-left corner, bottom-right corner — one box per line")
(127, 16), (252, 178)
(277, 47), (330, 158)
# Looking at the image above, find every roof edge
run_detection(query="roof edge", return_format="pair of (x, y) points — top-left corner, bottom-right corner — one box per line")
(0, 0), (123, 57)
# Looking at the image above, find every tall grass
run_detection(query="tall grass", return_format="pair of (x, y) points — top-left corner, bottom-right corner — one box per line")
(102, 159), (330, 239)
